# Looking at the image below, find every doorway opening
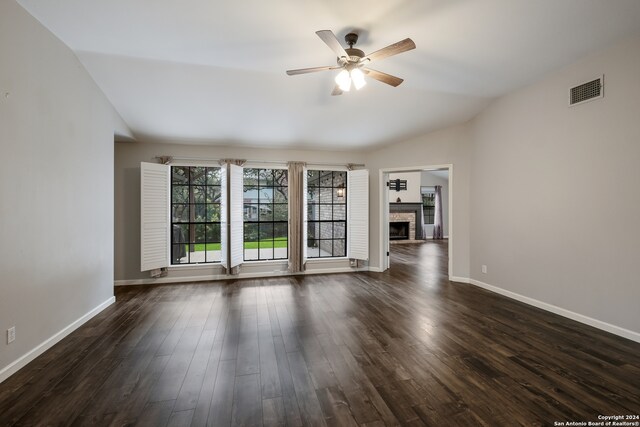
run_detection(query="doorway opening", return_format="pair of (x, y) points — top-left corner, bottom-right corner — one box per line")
(380, 165), (452, 278)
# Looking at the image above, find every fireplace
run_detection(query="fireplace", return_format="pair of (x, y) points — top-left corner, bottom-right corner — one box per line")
(389, 221), (410, 240)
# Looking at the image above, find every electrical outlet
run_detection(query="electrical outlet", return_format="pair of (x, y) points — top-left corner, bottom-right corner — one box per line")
(7, 326), (15, 344)
(481, 265), (487, 274)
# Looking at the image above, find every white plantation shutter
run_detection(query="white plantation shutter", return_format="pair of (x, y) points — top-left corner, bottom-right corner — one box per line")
(229, 164), (244, 268)
(140, 162), (170, 271)
(220, 164), (228, 269)
(347, 169), (369, 261)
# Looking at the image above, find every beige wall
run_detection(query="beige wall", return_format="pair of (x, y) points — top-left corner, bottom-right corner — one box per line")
(365, 123), (472, 278)
(469, 34), (640, 333)
(115, 141), (367, 282)
(388, 172), (422, 203)
(0, 1), (125, 378)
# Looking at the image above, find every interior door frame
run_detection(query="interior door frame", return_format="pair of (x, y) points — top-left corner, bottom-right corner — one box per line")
(379, 164), (453, 278)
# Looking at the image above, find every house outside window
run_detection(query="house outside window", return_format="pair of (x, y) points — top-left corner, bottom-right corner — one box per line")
(307, 170), (347, 258)
(243, 168), (288, 261)
(171, 166), (222, 264)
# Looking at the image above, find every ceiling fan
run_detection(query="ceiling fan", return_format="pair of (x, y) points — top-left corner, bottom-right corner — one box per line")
(286, 30), (416, 95)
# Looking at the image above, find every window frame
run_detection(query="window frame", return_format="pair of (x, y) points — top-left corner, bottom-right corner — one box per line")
(170, 165), (223, 265)
(421, 186), (436, 225)
(242, 167), (289, 262)
(306, 169), (348, 259)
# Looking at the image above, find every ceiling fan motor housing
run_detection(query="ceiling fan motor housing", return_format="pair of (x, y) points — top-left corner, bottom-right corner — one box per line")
(334, 32), (364, 66)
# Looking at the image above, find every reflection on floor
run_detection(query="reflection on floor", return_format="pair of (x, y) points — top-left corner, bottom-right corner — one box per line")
(1, 239), (639, 426)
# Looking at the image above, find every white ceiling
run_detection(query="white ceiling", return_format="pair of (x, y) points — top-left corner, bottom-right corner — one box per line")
(17, 0), (640, 150)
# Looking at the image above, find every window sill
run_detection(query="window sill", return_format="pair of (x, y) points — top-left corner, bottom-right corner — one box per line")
(306, 257), (349, 263)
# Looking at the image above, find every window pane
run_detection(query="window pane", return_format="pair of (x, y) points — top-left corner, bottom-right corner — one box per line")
(273, 204), (288, 221)
(194, 224), (206, 244)
(307, 222), (320, 243)
(172, 224), (189, 243)
(320, 222), (333, 240)
(206, 167), (221, 185)
(244, 223), (258, 242)
(259, 247), (274, 261)
(172, 167), (189, 184)
(259, 187), (274, 203)
(172, 185), (189, 203)
(320, 204), (332, 220)
(193, 204), (207, 221)
(172, 204), (189, 222)
(333, 204), (346, 221)
(191, 167), (207, 185)
(259, 223), (274, 242)
(205, 245), (221, 262)
(259, 169), (274, 186)
(307, 170), (319, 187)
(319, 240), (333, 257)
(333, 171), (346, 187)
(319, 171), (333, 187)
(273, 169), (288, 186)
(172, 244), (188, 264)
(307, 204), (319, 221)
(207, 186), (221, 203)
(274, 223), (288, 259)
(274, 223), (288, 240)
(208, 204), (221, 221)
(193, 185), (206, 203)
(259, 204), (273, 221)
(244, 168), (259, 187)
(273, 187), (287, 203)
(333, 222), (346, 239)
(333, 239), (346, 257)
(206, 223), (221, 243)
(320, 187), (332, 204)
(244, 204), (259, 221)
(307, 187), (319, 203)
(307, 246), (320, 258)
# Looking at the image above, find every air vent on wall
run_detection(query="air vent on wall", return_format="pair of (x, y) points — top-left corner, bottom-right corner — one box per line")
(569, 76), (603, 106)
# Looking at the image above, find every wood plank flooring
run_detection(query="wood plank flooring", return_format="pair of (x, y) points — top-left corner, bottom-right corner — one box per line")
(1, 240), (639, 426)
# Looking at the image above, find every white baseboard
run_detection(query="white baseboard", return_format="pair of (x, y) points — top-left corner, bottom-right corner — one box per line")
(0, 296), (116, 384)
(115, 267), (370, 286)
(449, 276), (470, 283)
(466, 278), (640, 343)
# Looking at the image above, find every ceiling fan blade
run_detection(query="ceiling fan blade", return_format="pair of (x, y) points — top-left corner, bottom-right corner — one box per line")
(286, 65), (339, 76)
(316, 30), (349, 59)
(362, 68), (404, 87)
(362, 38), (416, 63)
(331, 85), (343, 96)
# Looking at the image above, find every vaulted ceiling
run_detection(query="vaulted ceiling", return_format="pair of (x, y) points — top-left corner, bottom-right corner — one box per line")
(17, 0), (640, 150)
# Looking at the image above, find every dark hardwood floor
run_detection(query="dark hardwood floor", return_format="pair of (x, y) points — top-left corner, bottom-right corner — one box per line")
(1, 240), (639, 426)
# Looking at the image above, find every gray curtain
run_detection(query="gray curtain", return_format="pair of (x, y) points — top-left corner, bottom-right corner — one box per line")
(288, 162), (306, 273)
(419, 203), (427, 240)
(433, 185), (444, 240)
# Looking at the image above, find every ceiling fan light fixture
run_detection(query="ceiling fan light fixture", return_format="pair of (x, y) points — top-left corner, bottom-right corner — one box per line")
(335, 69), (351, 92)
(350, 68), (366, 90)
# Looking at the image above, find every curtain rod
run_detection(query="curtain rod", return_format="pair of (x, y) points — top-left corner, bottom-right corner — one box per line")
(156, 156), (364, 168)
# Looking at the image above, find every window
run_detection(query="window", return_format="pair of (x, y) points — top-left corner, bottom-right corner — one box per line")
(421, 187), (435, 225)
(307, 170), (347, 258)
(243, 168), (288, 261)
(171, 166), (222, 264)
